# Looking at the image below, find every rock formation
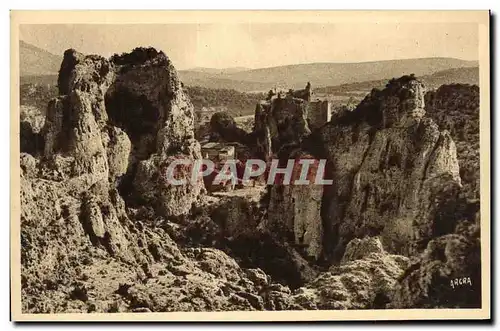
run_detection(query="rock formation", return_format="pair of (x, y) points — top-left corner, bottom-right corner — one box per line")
(201, 187), (320, 289)
(391, 211), (481, 308)
(264, 76), (468, 265)
(259, 76), (481, 308)
(254, 96), (311, 160)
(20, 105), (45, 155)
(41, 47), (204, 216)
(209, 111), (251, 145)
(21, 178), (293, 313)
(267, 152), (324, 261)
(21, 47), (206, 312)
(19, 46), (482, 312)
(289, 237), (410, 310)
(317, 76), (464, 260)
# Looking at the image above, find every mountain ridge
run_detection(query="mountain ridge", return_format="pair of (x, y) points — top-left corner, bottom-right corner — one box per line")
(19, 40), (62, 76)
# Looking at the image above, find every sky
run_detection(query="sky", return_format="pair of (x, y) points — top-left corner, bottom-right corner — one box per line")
(19, 23), (479, 70)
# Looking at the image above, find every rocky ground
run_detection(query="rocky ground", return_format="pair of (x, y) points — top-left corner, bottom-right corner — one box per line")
(20, 47), (482, 313)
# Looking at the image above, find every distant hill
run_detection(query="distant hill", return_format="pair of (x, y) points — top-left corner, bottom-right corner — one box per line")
(179, 58), (477, 92)
(178, 70), (267, 92)
(315, 66), (479, 96)
(421, 66), (479, 89)
(19, 40), (62, 76)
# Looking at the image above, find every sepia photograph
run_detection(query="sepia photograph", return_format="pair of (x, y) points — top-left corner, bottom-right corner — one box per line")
(10, 10), (490, 321)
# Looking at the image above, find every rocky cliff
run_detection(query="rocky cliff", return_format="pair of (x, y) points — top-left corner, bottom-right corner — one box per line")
(266, 152), (324, 261)
(261, 76), (481, 307)
(20, 48), (482, 313)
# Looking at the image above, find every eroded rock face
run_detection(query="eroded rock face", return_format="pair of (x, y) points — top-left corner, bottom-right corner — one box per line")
(209, 111), (250, 145)
(267, 152), (324, 261)
(210, 187), (267, 239)
(20, 51), (481, 312)
(21, 177), (293, 313)
(20, 152), (38, 178)
(101, 126), (131, 181)
(391, 214), (481, 308)
(20, 105), (45, 155)
(41, 47), (203, 216)
(191, 187), (319, 289)
(21, 179), (152, 313)
(340, 236), (385, 264)
(133, 138), (203, 217)
(254, 96), (311, 159)
(20, 47), (210, 313)
(120, 248), (295, 312)
(262, 76), (464, 266)
(289, 237), (409, 310)
(425, 84), (480, 200)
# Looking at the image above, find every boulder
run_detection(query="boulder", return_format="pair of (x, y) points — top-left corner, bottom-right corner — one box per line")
(289, 237), (409, 310)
